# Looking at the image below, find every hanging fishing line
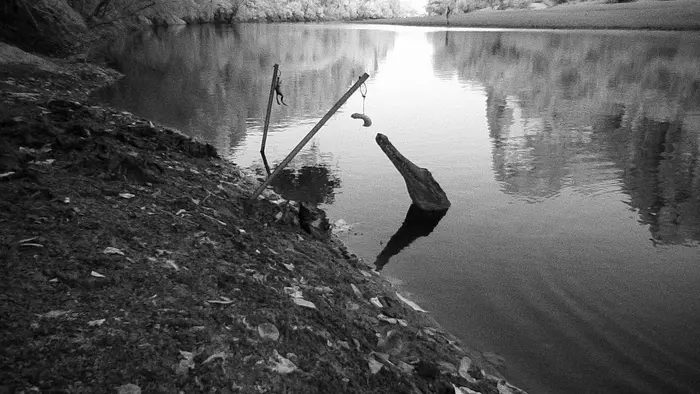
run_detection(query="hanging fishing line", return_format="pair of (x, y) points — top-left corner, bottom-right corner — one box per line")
(351, 81), (372, 127)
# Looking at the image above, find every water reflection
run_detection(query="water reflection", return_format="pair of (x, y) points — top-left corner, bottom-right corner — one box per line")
(96, 25), (700, 394)
(266, 142), (341, 205)
(430, 30), (700, 245)
(96, 24), (395, 155)
(374, 204), (447, 271)
(604, 115), (700, 245)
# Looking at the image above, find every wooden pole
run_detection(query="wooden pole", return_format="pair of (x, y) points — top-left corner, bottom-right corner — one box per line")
(261, 151), (271, 176)
(260, 64), (279, 154)
(250, 73), (370, 200)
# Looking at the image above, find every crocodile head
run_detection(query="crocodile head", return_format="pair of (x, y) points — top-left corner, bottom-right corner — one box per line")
(375, 133), (451, 211)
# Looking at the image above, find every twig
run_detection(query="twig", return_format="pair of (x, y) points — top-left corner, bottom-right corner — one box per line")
(152, 206), (196, 225)
(201, 190), (214, 205)
(18, 0), (40, 32)
(200, 213), (227, 226)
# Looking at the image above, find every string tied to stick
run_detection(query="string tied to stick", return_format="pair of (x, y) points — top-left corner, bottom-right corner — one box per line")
(351, 81), (372, 127)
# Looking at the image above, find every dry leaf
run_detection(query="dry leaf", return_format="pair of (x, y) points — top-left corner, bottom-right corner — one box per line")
(368, 356), (383, 374)
(175, 350), (195, 375)
(207, 298), (234, 305)
(458, 356), (472, 378)
(88, 319), (106, 327)
(163, 260), (179, 271)
(452, 384), (466, 394)
(395, 292), (427, 312)
(377, 314), (397, 324)
(350, 284), (362, 298)
(497, 381), (525, 394)
(103, 247), (125, 256)
(202, 351), (229, 364)
(397, 361), (414, 374)
(269, 350), (297, 374)
(284, 286), (303, 298)
(292, 298), (317, 309)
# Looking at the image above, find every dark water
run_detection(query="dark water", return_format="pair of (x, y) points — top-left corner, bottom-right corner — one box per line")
(96, 24), (700, 393)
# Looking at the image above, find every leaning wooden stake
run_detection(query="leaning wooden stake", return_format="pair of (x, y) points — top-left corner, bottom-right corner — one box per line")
(260, 64), (279, 154)
(250, 73), (370, 200)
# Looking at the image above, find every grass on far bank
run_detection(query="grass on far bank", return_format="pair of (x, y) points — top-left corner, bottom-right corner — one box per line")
(367, 0), (700, 30)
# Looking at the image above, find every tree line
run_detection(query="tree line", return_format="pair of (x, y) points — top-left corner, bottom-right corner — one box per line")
(67, 0), (407, 24)
(425, 0), (634, 16)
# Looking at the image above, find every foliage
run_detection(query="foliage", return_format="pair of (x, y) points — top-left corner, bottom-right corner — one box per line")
(426, 0), (532, 16)
(234, 0), (404, 21)
(425, 0), (448, 15)
(0, 0), (90, 55)
(67, 0), (160, 24)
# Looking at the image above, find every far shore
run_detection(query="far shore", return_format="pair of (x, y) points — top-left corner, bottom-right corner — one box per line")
(360, 0), (700, 31)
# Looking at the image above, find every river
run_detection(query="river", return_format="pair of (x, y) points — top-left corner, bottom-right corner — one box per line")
(96, 23), (700, 394)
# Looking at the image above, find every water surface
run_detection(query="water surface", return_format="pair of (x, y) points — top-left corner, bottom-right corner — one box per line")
(97, 24), (700, 394)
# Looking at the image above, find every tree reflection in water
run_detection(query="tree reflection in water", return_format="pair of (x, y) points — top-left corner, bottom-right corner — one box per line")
(266, 141), (341, 205)
(270, 164), (341, 205)
(430, 30), (700, 245)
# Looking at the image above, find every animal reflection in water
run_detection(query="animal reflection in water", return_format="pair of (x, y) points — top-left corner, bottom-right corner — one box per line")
(373, 133), (450, 270)
(374, 204), (447, 271)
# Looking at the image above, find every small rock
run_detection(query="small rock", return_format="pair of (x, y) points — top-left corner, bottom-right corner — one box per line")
(257, 323), (280, 341)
